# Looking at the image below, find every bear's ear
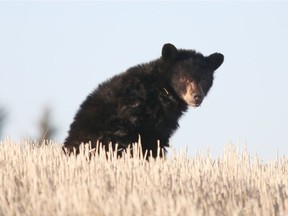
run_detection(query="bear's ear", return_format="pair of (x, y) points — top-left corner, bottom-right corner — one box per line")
(162, 43), (178, 60)
(207, 53), (224, 71)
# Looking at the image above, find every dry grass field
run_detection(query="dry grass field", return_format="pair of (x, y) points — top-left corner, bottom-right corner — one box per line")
(0, 140), (287, 216)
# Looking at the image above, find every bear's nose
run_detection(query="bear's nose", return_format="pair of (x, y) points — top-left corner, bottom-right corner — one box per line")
(193, 94), (203, 103)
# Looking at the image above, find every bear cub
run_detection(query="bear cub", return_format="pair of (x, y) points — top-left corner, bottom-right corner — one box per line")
(63, 43), (224, 158)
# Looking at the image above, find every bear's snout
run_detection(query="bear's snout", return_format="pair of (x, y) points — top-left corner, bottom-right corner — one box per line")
(192, 93), (203, 107)
(181, 82), (204, 107)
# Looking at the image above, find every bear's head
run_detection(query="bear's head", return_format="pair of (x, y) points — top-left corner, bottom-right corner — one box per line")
(162, 43), (224, 107)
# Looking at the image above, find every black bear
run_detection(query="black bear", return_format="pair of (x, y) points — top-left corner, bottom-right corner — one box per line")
(63, 43), (224, 158)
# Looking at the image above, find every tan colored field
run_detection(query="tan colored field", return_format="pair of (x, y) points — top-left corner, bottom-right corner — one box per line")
(0, 140), (287, 216)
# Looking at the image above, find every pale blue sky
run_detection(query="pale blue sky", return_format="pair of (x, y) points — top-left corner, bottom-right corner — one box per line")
(1, 2), (288, 159)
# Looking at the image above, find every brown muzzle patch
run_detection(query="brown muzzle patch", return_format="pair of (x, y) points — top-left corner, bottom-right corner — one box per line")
(181, 82), (204, 107)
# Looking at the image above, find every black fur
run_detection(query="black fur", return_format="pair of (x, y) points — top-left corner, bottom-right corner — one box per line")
(63, 43), (224, 157)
